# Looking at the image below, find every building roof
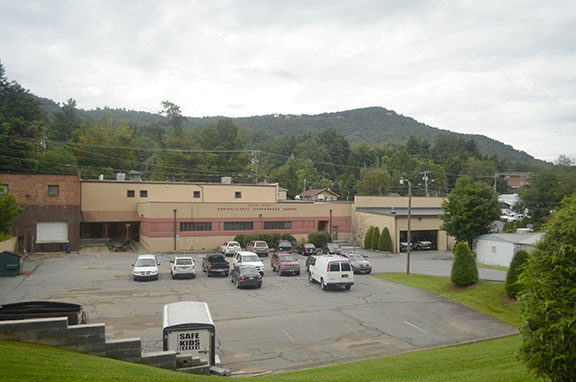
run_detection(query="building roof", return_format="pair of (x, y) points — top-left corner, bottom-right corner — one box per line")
(476, 233), (543, 245)
(356, 207), (444, 217)
(298, 188), (340, 198)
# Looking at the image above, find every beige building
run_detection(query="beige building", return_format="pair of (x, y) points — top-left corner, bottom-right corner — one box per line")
(81, 180), (352, 252)
(353, 196), (454, 252)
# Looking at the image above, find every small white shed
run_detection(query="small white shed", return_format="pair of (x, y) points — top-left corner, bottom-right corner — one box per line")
(474, 233), (543, 268)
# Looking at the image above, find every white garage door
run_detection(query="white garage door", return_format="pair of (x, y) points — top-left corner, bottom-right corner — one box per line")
(36, 222), (69, 243)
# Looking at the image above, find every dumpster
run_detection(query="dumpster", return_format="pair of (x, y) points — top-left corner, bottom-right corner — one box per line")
(0, 301), (88, 325)
(0, 251), (22, 276)
(163, 301), (216, 366)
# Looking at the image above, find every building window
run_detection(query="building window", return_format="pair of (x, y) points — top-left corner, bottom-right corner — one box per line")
(140, 190), (148, 198)
(193, 191), (200, 198)
(47, 185), (59, 196)
(127, 190), (135, 198)
(224, 221), (253, 231)
(180, 222), (212, 231)
(0, 184), (7, 194)
(264, 221), (292, 230)
(235, 191), (242, 199)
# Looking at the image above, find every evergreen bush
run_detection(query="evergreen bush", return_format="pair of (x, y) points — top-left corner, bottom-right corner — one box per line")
(370, 227), (380, 250)
(450, 241), (479, 287)
(505, 249), (528, 298)
(378, 227), (393, 251)
(364, 226), (374, 248)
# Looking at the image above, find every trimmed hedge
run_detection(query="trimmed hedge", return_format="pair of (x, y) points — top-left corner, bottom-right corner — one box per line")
(364, 226), (374, 249)
(308, 231), (331, 248)
(378, 227), (393, 251)
(370, 226), (380, 250)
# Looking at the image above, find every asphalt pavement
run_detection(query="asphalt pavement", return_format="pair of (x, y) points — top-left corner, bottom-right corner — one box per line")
(0, 247), (514, 375)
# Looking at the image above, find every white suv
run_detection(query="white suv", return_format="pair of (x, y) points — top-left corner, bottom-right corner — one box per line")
(307, 255), (354, 290)
(233, 251), (265, 275)
(132, 254), (159, 281)
(170, 256), (196, 279)
(221, 241), (241, 256)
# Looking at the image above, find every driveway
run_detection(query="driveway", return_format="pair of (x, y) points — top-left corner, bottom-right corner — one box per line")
(0, 248), (516, 375)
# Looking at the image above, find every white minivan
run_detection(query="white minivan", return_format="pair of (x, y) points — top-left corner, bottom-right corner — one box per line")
(307, 255), (354, 290)
(232, 251), (265, 275)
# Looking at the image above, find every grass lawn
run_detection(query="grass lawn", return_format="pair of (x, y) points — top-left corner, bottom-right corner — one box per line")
(0, 273), (536, 381)
(476, 263), (509, 272)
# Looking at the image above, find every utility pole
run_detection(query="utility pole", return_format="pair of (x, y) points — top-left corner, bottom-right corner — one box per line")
(420, 171), (433, 197)
(251, 151), (260, 184)
(400, 178), (412, 275)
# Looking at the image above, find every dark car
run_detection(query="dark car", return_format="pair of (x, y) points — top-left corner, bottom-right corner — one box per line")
(271, 253), (300, 276)
(201, 254), (230, 277)
(230, 265), (262, 289)
(341, 253), (372, 274)
(322, 243), (342, 255)
(275, 240), (293, 252)
(297, 243), (317, 256)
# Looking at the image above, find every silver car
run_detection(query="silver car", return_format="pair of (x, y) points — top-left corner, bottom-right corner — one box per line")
(170, 256), (196, 279)
(341, 253), (372, 274)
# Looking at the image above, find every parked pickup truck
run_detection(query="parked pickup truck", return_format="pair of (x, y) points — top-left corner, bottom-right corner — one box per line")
(201, 254), (230, 277)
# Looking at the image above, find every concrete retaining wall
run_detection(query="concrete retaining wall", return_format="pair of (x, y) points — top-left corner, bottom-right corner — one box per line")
(0, 237), (17, 252)
(0, 317), (182, 370)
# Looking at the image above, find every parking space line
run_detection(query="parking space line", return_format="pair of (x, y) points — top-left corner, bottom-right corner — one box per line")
(283, 329), (295, 342)
(403, 320), (429, 334)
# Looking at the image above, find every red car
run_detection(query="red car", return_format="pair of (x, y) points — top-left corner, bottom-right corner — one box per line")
(270, 253), (301, 276)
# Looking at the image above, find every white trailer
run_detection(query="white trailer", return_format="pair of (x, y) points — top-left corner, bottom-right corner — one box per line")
(162, 301), (216, 366)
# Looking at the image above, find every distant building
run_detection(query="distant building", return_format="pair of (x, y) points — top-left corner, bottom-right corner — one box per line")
(474, 233), (543, 267)
(497, 172), (532, 189)
(297, 188), (339, 201)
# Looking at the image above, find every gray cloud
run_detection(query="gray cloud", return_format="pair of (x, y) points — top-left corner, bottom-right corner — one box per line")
(1, 0), (575, 160)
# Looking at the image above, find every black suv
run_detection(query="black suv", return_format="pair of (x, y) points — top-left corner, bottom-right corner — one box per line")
(322, 242), (342, 255)
(275, 240), (292, 252)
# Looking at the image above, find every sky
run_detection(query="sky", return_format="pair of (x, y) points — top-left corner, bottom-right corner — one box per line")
(1, 0), (575, 162)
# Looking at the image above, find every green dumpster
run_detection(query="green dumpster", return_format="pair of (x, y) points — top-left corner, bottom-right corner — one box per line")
(0, 251), (22, 276)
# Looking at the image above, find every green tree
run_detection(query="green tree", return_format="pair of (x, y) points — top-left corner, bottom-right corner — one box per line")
(356, 168), (390, 195)
(370, 226), (380, 250)
(0, 185), (23, 234)
(308, 231), (331, 248)
(160, 100), (184, 137)
(378, 227), (393, 251)
(364, 226), (374, 249)
(518, 195), (576, 381)
(450, 241), (478, 287)
(0, 61), (45, 171)
(440, 177), (500, 247)
(505, 249), (528, 298)
(48, 98), (83, 141)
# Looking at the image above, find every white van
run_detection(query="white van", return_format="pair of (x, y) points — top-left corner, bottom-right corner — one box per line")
(307, 255), (354, 290)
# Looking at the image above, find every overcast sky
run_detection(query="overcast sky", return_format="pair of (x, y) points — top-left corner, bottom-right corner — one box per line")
(1, 0), (575, 162)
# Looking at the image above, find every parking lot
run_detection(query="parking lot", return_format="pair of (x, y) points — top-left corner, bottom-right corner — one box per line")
(0, 248), (516, 375)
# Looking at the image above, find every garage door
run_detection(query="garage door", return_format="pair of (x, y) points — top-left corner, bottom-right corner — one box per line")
(36, 222), (69, 243)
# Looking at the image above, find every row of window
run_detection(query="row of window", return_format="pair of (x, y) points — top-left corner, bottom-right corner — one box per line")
(126, 190), (216, 198)
(179, 221), (292, 232)
(0, 184), (60, 196)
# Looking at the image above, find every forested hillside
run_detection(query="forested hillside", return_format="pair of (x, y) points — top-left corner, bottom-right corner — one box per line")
(60, 103), (539, 164)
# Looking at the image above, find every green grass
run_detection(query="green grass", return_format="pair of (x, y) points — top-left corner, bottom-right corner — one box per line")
(477, 263), (509, 272)
(0, 273), (535, 381)
(0, 233), (12, 242)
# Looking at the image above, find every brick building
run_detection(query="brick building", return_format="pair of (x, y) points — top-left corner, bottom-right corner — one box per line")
(0, 172), (81, 253)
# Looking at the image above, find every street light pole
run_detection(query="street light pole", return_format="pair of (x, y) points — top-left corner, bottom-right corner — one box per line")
(400, 178), (412, 275)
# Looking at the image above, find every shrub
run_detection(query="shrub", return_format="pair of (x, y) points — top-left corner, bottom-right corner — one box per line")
(378, 227), (393, 251)
(308, 231), (331, 248)
(363, 226), (374, 248)
(505, 249), (529, 298)
(450, 241), (479, 287)
(233, 235), (245, 248)
(370, 226), (380, 250)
